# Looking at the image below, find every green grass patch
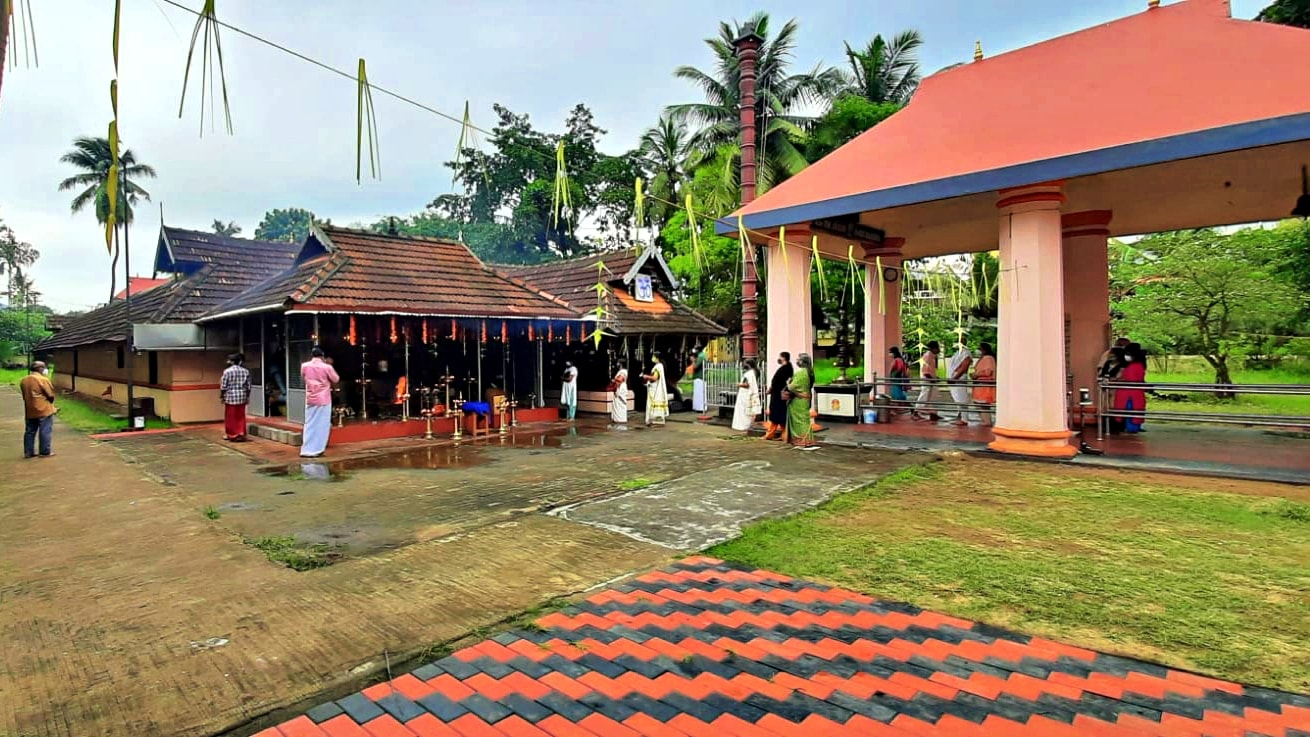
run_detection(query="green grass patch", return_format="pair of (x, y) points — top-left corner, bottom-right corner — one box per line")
(1144, 365), (1310, 418)
(709, 459), (1310, 692)
(618, 477), (655, 491)
(244, 535), (338, 571)
(4, 368), (171, 433)
(203, 505), (221, 520)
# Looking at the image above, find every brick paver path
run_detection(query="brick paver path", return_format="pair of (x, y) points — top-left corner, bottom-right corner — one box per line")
(264, 557), (1310, 737)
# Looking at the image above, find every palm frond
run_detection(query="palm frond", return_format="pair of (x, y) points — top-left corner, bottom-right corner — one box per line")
(177, 0), (234, 136)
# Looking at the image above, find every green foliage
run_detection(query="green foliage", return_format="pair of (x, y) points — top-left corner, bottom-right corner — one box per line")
(243, 535), (336, 571)
(898, 257), (997, 360)
(1113, 228), (1305, 385)
(368, 213), (542, 265)
(663, 209), (740, 328)
(805, 96), (901, 162)
(1256, 0), (1310, 27)
(667, 12), (844, 192)
(841, 30), (924, 105)
(442, 103), (645, 258)
(253, 207), (317, 244)
(0, 217), (38, 306)
(0, 308), (49, 363)
(211, 219), (241, 237)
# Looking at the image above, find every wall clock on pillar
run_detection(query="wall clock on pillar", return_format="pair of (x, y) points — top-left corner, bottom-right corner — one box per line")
(882, 267), (900, 282)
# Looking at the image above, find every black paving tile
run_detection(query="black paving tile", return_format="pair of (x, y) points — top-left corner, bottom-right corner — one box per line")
(376, 693), (426, 722)
(459, 693), (512, 723)
(305, 701), (344, 724)
(416, 692), (468, 722)
(336, 693), (385, 723)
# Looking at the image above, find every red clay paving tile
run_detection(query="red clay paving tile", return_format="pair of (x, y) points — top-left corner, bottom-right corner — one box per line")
(253, 729), (286, 737)
(495, 671), (554, 700)
(391, 674), (437, 701)
(279, 716), (332, 737)
(622, 712), (695, 737)
(577, 713), (646, 737)
(319, 716), (373, 737)
(666, 714), (723, 737)
(446, 714), (508, 737)
(577, 671), (632, 700)
(505, 639), (555, 662)
(534, 715), (604, 737)
(492, 716), (554, 737)
(462, 673), (516, 702)
(424, 674), (478, 701)
(471, 640), (523, 663)
(361, 714), (420, 737)
(362, 682), (398, 701)
(404, 714), (464, 737)
(537, 671), (594, 700)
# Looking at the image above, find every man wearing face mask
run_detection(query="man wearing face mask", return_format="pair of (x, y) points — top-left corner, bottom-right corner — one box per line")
(20, 361), (57, 458)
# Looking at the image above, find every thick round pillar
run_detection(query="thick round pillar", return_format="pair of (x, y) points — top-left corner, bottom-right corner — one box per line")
(863, 238), (904, 383)
(765, 229), (813, 374)
(1062, 211), (1113, 417)
(989, 183), (1076, 458)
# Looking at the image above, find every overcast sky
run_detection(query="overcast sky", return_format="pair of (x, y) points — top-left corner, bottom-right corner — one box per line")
(0, 0), (1265, 312)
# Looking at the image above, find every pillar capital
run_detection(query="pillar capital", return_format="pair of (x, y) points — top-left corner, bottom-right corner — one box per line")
(1061, 210), (1113, 238)
(997, 182), (1065, 212)
(864, 237), (904, 260)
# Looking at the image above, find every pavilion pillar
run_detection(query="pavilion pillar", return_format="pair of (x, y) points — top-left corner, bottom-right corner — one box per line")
(989, 183), (1076, 458)
(765, 230), (812, 369)
(1062, 211), (1113, 416)
(863, 238), (904, 383)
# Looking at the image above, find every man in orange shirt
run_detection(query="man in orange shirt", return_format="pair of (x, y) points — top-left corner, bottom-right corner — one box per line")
(20, 361), (57, 458)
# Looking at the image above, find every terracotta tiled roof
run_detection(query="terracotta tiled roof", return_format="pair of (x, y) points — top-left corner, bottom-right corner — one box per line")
(283, 227), (579, 319)
(36, 284), (175, 351)
(504, 250), (725, 336)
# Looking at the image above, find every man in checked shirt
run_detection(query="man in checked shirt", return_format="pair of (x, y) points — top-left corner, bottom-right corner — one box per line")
(220, 353), (252, 442)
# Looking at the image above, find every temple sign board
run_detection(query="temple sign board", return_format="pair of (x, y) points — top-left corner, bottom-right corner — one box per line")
(634, 275), (654, 303)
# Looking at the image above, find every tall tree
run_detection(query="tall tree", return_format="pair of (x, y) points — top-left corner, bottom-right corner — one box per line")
(212, 219), (242, 237)
(638, 115), (692, 227)
(0, 219), (38, 306)
(1256, 0), (1310, 27)
(667, 13), (844, 193)
(253, 208), (316, 243)
(1113, 229), (1302, 389)
(842, 31), (923, 106)
(57, 136), (157, 302)
(804, 96), (901, 162)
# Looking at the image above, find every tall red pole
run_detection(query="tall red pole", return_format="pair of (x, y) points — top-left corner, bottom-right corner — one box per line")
(734, 32), (764, 362)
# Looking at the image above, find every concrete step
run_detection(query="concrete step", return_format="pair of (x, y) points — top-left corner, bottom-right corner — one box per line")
(249, 423), (302, 446)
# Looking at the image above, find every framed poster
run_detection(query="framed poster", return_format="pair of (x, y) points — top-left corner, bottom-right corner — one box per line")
(634, 274), (654, 302)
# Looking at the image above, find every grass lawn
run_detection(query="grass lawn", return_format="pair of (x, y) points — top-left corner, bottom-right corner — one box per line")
(1144, 365), (1310, 418)
(3, 367), (171, 433)
(709, 458), (1310, 692)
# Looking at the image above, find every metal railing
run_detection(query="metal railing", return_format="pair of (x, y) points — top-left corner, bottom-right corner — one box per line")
(704, 361), (763, 413)
(864, 374), (997, 420)
(1096, 380), (1310, 440)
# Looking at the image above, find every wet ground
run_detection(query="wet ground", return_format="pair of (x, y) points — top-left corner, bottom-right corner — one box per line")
(109, 420), (923, 566)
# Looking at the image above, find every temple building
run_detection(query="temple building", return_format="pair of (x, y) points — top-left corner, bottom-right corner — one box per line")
(720, 0), (1310, 457)
(37, 225), (724, 433)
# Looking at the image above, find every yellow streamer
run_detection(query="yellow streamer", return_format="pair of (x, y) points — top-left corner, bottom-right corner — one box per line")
(634, 177), (645, 253)
(685, 194), (703, 272)
(876, 256), (886, 315)
(811, 235), (826, 301)
(355, 58), (381, 182)
(552, 140), (572, 229)
(778, 225), (792, 292)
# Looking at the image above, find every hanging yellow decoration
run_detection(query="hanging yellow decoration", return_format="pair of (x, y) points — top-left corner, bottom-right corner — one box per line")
(551, 140), (572, 229)
(876, 256), (886, 316)
(777, 225), (792, 291)
(2, 0), (39, 80)
(847, 245), (865, 304)
(355, 58), (381, 183)
(177, 0), (234, 136)
(810, 235), (826, 301)
(104, 0), (122, 252)
(685, 194), (704, 272)
(633, 178), (645, 254)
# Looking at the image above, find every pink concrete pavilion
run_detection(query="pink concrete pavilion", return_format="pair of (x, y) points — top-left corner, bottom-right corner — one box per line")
(721, 0), (1310, 458)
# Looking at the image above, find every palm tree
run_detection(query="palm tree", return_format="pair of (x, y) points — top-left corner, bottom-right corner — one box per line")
(212, 219), (242, 237)
(57, 136), (157, 301)
(842, 30), (924, 106)
(0, 220), (38, 307)
(638, 115), (692, 225)
(667, 13), (844, 193)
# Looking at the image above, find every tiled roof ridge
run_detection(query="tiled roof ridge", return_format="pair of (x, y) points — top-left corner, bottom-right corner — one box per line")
(498, 246), (642, 270)
(292, 251), (351, 304)
(319, 225), (467, 248)
(161, 225), (297, 251)
(148, 266), (211, 323)
(485, 267), (579, 314)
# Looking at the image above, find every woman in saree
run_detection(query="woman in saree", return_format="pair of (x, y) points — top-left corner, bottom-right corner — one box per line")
(887, 346), (910, 406)
(609, 367), (629, 426)
(787, 353), (817, 449)
(971, 342), (997, 426)
(731, 358), (762, 434)
(1114, 344), (1148, 434)
(641, 352), (669, 426)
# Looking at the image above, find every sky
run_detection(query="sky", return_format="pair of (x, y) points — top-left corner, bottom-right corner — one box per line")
(0, 0), (1267, 313)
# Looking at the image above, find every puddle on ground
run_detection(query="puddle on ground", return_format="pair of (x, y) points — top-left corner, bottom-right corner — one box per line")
(257, 426), (596, 480)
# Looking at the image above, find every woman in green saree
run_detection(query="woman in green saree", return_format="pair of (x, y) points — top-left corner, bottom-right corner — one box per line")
(787, 353), (817, 449)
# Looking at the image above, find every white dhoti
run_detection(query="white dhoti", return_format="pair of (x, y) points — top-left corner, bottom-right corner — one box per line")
(301, 403), (332, 457)
(950, 384), (973, 421)
(611, 385), (628, 424)
(692, 378), (707, 413)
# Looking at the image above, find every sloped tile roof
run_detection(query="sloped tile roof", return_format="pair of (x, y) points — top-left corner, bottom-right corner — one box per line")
(504, 250), (725, 336)
(36, 283), (176, 351)
(112, 277), (170, 301)
(289, 227), (578, 319)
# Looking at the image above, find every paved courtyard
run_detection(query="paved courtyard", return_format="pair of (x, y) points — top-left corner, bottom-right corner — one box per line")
(263, 557), (1310, 737)
(0, 389), (919, 737)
